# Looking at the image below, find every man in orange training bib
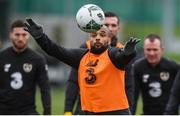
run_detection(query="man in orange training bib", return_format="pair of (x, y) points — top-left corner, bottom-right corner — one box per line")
(25, 19), (140, 115)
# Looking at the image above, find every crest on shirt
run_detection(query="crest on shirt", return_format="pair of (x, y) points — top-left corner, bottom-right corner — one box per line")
(142, 74), (149, 83)
(23, 63), (32, 73)
(160, 72), (169, 81)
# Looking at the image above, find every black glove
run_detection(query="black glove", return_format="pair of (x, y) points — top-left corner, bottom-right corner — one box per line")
(123, 37), (140, 55)
(24, 18), (44, 39)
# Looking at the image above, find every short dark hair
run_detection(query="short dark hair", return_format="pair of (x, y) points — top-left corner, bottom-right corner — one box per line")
(145, 33), (161, 42)
(11, 20), (25, 31)
(145, 33), (162, 47)
(104, 11), (120, 25)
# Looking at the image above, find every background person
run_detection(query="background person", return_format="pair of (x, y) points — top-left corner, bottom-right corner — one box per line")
(132, 34), (180, 114)
(64, 11), (137, 115)
(0, 20), (51, 115)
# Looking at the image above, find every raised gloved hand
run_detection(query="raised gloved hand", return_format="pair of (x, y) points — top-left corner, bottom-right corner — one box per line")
(24, 18), (44, 39)
(123, 37), (140, 55)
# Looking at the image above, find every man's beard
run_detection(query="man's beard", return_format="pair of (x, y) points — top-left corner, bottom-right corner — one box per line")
(90, 43), (108, 54)
(12, 41), (27, 52)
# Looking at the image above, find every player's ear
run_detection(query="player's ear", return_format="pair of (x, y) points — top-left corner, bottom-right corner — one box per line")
(118, 25), (120, 33)
(26, 31), (30, 39)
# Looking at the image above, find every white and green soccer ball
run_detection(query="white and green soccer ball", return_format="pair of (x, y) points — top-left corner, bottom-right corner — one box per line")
(76, 4), (105, 33)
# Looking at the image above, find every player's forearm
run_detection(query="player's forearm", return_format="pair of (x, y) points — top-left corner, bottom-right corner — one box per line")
(41, 90), (51, 115)
(111, 37), (140, 69)
(35, 34), (86, 69)
(65, 81), (79, 112)
(35, 34), (69, 62)
(131, 77), (140, 115)
(164, 94), (179, 115)
(109, 47), (136, 69)
(116, 48), (136, 64)
(125, 75), (134, 112)
(39, 78), (51, 115)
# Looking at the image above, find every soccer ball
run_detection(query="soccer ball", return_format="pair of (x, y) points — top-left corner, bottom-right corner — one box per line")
(76, 4), (105, 33)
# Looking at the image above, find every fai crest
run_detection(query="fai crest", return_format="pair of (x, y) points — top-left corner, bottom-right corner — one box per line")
(160, 72), (170, 81)
(23, 63), (32, 73)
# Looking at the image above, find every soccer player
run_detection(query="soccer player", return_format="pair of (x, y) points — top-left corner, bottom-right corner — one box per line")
(164, 70), (180, 115)
(24, 18), (140, 115)
(0, 20), (51, 115)
(132, 34), (180, 114)
(64, 11), (137, 115)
